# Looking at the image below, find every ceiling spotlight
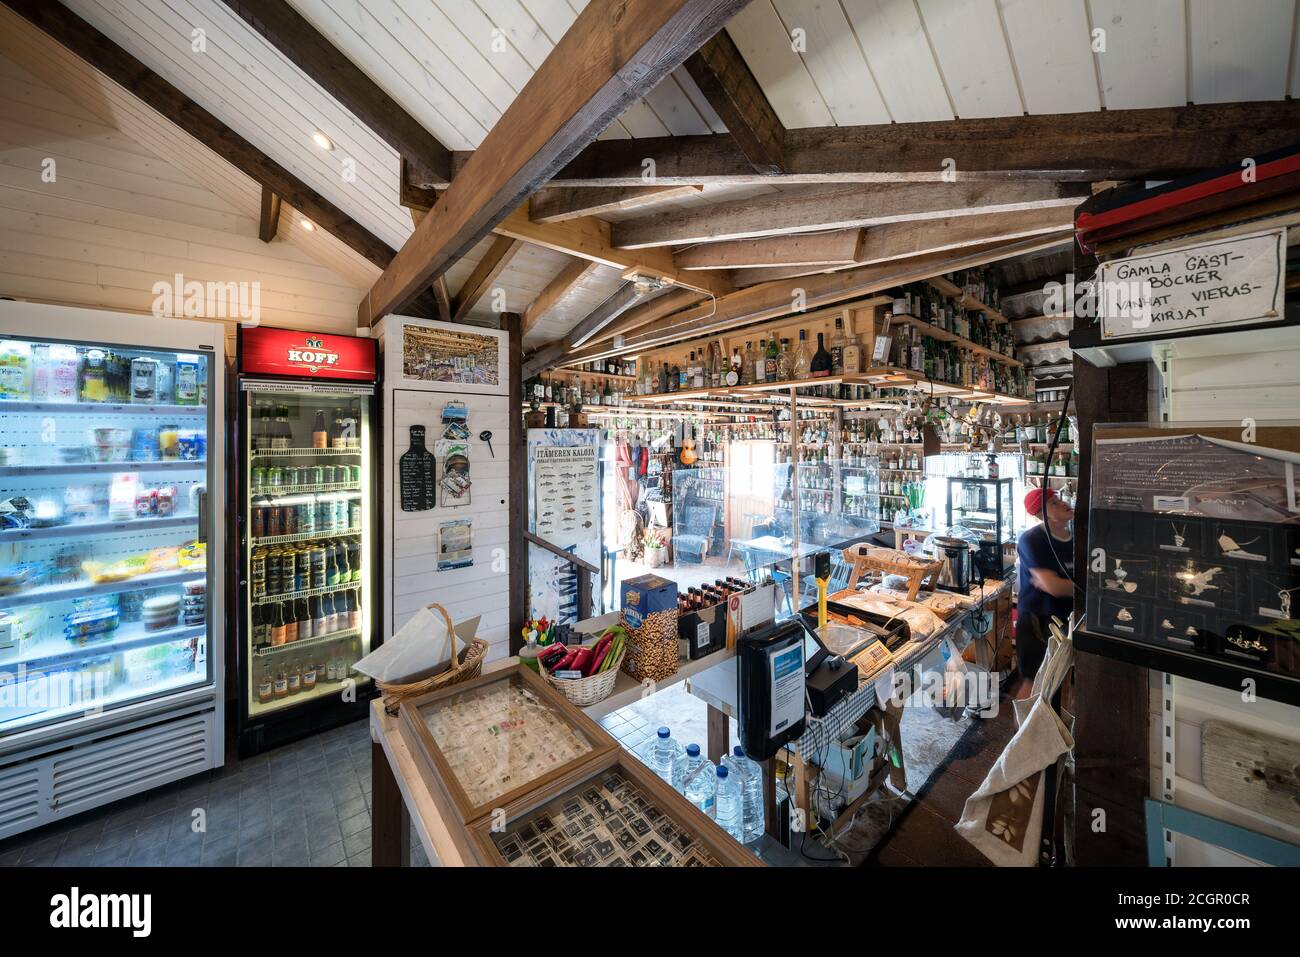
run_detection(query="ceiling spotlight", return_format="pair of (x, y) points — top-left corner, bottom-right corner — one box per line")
(300, 219), (316, 232)
(312, 131), (335, 151)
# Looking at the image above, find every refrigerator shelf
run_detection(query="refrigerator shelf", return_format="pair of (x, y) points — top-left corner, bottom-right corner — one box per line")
(251, 482), (360, 496)
(0, 400), (205, 417)
(0, 514), (197, 543)
(4, 623), (206, 672)
(248, 671), (370, 717)
(251, 447), (360, 458)
(252, 528), (361, 546)
(0, 568), (205, 610)
(0, 668), (209, 735)
(0, 459), (206, 478)
(252, 581), (359, 606)
(253, 628), (361, 658)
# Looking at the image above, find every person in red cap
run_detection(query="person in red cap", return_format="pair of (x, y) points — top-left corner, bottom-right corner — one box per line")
(1015, 487), (1075, 680)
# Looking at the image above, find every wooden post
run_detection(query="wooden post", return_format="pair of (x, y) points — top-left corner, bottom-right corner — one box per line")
(706, 704), (729, 764)
(370, 740), (410, 867)
(506, 313), (527, 654)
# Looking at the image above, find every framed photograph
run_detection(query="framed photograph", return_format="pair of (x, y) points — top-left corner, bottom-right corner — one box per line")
(466, 750), (761, 868)
(397, 665), (618, 843)
(382, 315), (507, 395)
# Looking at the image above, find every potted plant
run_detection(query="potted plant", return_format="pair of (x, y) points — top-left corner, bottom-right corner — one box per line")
(642, 527), (668, 568)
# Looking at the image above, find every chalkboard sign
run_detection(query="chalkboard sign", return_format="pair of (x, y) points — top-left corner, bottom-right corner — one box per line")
(400, 425), (436, 511)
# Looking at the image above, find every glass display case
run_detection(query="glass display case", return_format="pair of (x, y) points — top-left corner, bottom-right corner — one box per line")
(945, 476), (1016, 577)
(0, 336), (214, 736)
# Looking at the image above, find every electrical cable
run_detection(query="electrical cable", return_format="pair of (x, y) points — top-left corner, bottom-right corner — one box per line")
(1036, 383), (1084, 597)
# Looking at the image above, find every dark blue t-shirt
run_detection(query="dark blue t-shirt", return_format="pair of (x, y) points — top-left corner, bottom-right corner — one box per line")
(1016, 523), (1074, 621)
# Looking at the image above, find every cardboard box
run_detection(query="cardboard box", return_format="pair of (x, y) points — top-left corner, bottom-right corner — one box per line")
(678, 601), (726, 660)
(620, 574), (677, 630)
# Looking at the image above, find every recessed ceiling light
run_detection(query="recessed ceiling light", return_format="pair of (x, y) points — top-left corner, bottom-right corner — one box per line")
(300, 219), (316, 232)
(312, 131), (334, 151)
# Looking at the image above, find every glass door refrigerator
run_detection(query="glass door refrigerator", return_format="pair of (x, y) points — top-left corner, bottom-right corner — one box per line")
(0, 302), (224, 841)
(234, 326), (379, 756)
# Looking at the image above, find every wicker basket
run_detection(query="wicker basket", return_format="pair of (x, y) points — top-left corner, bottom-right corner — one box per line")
(376, 602), (489, 715)
(541, 645), (627, 708)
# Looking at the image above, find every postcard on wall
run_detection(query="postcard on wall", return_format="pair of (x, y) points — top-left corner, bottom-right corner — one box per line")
(402, 323), (501, 386)
(438, 519), (474, 571)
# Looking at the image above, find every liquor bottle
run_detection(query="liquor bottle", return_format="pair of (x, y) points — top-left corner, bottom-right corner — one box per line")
(830, 317), (846, 374)
(777, 338), (793, 379)
(727, 346), (742, 386)
(792, 330), (811, 378)
(842, 325), (862, 374)
(765, 337), (779, 382)
(754, 339), (768, 383)
(741, 342), (755, 385)
(810, 332), (832, 377)
(669, 362), (680, 392)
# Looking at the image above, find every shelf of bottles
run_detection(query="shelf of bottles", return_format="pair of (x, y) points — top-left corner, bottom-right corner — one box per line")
(0, 336), (212, 735)
(245, 396), (368, 717)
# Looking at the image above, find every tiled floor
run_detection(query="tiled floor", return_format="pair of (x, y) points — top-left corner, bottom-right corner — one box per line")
(0, 717), (429, 868)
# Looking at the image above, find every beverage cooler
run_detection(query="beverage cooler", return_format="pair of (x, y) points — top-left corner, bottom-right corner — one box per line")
(233, 327), (379, 756)
(0, 302), (224, 840)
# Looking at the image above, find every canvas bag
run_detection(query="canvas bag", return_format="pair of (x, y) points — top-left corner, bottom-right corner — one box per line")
(954, 696), (1074, 866)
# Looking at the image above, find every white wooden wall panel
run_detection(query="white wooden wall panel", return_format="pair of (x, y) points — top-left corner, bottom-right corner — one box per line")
(999, 0), (1101, 115)
(0, 52), (365, 334)
(772, 0), (890, 126)
(1168, 349), (1300, 421)
(64, 0), (413, 248)
(1188, 0), (1294, 104)
(0, 6), (381, 290)
(916, 0), (1023, 118)
(726, 1), (835, 128)
(839, 0), (953, 123)
(1085, 0), (1187, 110)
(386, 388), (514, 662)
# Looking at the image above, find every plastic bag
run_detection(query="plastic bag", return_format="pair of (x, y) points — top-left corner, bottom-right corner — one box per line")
(352, 607), (477, 684)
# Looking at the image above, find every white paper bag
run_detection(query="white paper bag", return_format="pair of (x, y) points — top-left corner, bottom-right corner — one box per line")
(352, 608), (480, 684)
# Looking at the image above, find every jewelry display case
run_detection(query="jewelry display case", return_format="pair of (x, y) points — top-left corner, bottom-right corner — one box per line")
(466, 749), (761, 867)
(397, 665), (618, 858)
(1080, 424), (1300, 705)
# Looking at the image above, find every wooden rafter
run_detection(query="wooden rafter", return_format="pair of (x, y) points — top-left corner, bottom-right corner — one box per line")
(220, 0), (450, 185)
(356, 0), (750, 325)
(4, 0), (396, 271)
(683, 30), (785, 174)
(613, 181), (1090, 249)
(471, 102), (1300, 187)
(452, 236), (521, 322)
(675, 229), (865, 270)
(565, 231), (1074, 360)
(523, 259), (600, 334)
(529, 185), (703, 223)
(492, 207), (731, 297)
(728, 206), (1075, 285)
(258, 185), (281, 243)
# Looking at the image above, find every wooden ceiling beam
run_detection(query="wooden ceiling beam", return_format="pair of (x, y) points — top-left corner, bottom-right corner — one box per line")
(529, 185), (703, 223)
(728, 206), (1075, 285)
(614, 181), (1089, 249)
(451, 236), (521, 322)
(564, 231), (1074, 360)
(468, 102), (1300, 186)
(675, 229), (865, 270)
(220, 0), (450, 186)
(523, 259), (600, 335)
(356, 0), (750, 326)
(492, 206), (731, 298)
(258, 185), (281, 243)
(683, 30), (785, 174)
(4, 0), (396, 271)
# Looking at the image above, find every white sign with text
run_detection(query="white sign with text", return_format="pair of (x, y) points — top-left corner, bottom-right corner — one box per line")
(1099, 228), (1285, 340)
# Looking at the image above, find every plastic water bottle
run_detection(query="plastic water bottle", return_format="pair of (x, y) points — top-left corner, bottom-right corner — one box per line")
(722, 746), (765, 844)
(639, 727), (682, 784)
(714, 765), (743, 842)
(680, 744), (717, 819)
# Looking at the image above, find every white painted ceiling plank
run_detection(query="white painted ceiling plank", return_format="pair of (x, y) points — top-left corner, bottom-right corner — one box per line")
(999, 0), (1100, 114)
(839, 0), (953, 122)
(916, 0), (1024, 117)
(642, 75), (714, 136)
(1086, 0), (1187, 109)
(672, 66), (729, 133)
(1188, 0), (1293, 103)
(772, 0), (890, 126)
(725, 0), (835, 128)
